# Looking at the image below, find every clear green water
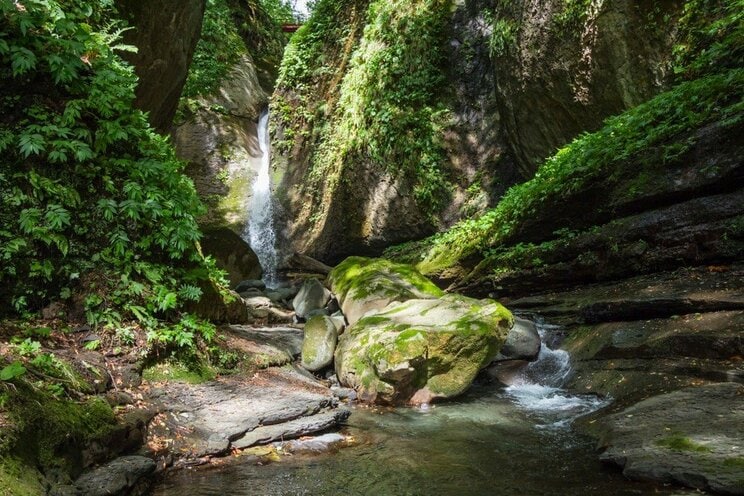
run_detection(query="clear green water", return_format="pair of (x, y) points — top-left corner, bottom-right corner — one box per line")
(150, 383), (693, 496)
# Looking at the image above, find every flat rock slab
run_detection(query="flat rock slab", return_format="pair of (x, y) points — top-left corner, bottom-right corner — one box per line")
(146, 366), (349, 459)
(224, 326), (304, 363)
(596, 383), (744, 495)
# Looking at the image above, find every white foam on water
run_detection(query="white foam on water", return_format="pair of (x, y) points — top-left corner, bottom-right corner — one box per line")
(504, 320), (609, 428)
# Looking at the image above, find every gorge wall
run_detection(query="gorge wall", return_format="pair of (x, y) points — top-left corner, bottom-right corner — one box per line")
(273, 0), (686, 264)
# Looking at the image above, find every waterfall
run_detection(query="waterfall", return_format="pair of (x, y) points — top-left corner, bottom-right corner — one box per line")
(503, 319), (609, 428)
(246, 109), (278, 288)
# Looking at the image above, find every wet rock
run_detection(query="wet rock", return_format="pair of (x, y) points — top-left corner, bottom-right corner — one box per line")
(292, 278), (332, 319)
(188, 279), (251, 324)
(328, 257), (444, 326)
(335, 294), (512, 405)
(232, 409), (350, 449)
(301, 316), (338, 372)
(278, 433), (347, 454)
(593, 383), (744, 495)
(492, 317), (541, 362)
(236, 279), (267, 292)
(73, 456), (155, 496)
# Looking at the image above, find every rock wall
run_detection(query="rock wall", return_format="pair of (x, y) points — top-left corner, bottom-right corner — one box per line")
(118, 0), (206, 132)
(489, 0), (682, 176)
(273, 0), (686, 263)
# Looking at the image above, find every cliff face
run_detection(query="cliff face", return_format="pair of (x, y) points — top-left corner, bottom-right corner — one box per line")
(171, 0), (287, 233)
(273, 0), (686, 263)
(485, 0), (681, 177)
(118, 0), (206, 132)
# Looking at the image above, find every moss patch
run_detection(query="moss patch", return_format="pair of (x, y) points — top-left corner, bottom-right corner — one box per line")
(0, 456), (45, 496)
(656, 435), (712, 453)
(143, 361), (216, 384)
(2, 381), (117, 480)
(329, 256), (444, 303)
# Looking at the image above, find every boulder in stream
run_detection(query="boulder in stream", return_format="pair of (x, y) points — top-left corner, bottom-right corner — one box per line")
(328, 257), (444, 325)
(302, 315), (338, 372)
(492, 317), (541, 363)
(292, 278), (332, 319)
(335, 294), (513, 404)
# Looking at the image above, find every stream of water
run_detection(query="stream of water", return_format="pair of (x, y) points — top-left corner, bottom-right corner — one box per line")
(151, 320), (695, 496)
(245, 109), (278, 288)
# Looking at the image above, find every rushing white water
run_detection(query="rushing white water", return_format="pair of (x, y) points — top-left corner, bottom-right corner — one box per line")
(504, 320), (609, 429)
(246, 109), (278, 288)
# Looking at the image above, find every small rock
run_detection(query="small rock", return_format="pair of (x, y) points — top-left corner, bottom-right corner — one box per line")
(329, 311), (346, 334)
(106, 391), (135, 407)
(236, 279), (267, 292)
(292, 278), (332, 319)
(307, 308), (330, 318)
(492, 317), (541, 363)
(331, 386), (356, 401)
(239, 288), (265, 298)
(327, 297), (340, 314)
(74, 456), (155, 496)
(279, 433), (346, 454)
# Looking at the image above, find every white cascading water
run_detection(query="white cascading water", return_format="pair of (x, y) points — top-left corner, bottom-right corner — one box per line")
(504, 319), (608, 428)
(246, 109), (278, 288)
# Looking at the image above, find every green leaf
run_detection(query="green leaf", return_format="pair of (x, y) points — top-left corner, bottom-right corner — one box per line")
(18, 133), (45, 157)
(0, 361), (26, 381)
(10, 46), (37, 75)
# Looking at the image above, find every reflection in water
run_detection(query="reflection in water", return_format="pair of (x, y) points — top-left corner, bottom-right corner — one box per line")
(151, 321), (691, 496)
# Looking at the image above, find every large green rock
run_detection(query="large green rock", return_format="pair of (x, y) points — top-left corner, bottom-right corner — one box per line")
(301, 316), (339, 372)
(335, 294), (513, 405)
(328, 257), (444, 325)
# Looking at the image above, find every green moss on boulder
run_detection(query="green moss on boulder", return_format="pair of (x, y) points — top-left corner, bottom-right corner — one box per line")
(301, 316), (339, 372)
(328, 257), (444, 325)
(335, 294), (513, 404)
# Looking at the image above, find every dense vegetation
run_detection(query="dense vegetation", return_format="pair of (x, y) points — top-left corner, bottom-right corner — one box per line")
(0, 0), (235, 364)
(386, 0), (743, 276)
(274, 0), (454, 218)
(182, 0), (294, 99)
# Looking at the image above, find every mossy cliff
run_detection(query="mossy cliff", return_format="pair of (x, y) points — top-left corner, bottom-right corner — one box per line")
(386, 0), (743, 294)
(273, 0), (693, 263)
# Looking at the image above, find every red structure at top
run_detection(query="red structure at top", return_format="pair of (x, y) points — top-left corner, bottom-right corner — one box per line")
(282, 24), (302, 33)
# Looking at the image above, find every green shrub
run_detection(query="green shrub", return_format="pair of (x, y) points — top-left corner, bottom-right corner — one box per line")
(0, 0), (224, 347)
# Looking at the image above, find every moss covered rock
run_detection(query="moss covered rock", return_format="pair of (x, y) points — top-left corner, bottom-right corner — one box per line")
(328, 257), (444, 325)
(335, 294), (513, 404)
(301, 316), (339, 372)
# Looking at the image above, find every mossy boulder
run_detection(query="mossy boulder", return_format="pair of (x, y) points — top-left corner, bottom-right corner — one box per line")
(335, 294), (513, 405)
(301, 316), (339, 372)
(328, 257), (444, 325)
